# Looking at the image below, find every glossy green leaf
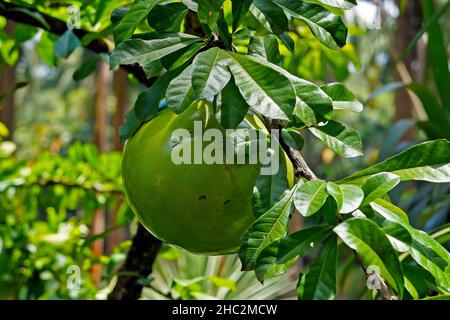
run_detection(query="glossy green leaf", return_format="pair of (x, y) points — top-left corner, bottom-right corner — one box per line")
(110, 34), (201, 70)
(339, 184), (364, 214)
(218, 76), (250, 129)
(147, 2), (188, 32)
(369, 200), (450, 292)
(382, 221), (412, 253)
(54, 29), (81, 58)
(307, 0), (357, 9)
(321, 82), (363, 112)
(253, 0), (289, 35)
(281, 129), (304, 151)
(341, 140), (450, 183)
(231, 0), (253, 31)
(198, 0), (224, 34)
(290, 77), (333, 125)
(252, 150), (290, 217)
(136, 67), (185, 121)
(294, 180), (328, 216)
(334, 218), (404, 296)
(326, 182), (343, 211)
(274, 0), (347, 49)
(166, 65), (196, 114)
(161, 42), (205, 70)
(309, 120), (363, 158)
(409, 229), (450, 291)
(248, 35), (282, 65)
(297, 235), (337, 300)
(73, 55), (104, 81)
(239, 186), (297, 270)
(113, 0), (160, 44)
(191, 47), (231, 102)
(255, 225), (332, 281)
(227, 52), (296, 121)
(360, 172), (400, 207)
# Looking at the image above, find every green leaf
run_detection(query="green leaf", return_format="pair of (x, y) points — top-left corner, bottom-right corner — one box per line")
(119, 108), (142, 143)
(403, 264), (436, 299)
(227, 52), (296, 121)
(239, 186), (297, 270)
(113, 0), (160, 44)
(73, 55), (102, 81)
(161, 42), (205, 70)
(110, 34), (201, 70)
(231, 0), (253, 31)
(334, 218), (404, 296)
(281, 129), (304, 151)
(248, 35), (282, 65)
(321, 82), (363, 112)
(255, 225), (332, 281)
(218, 76), (249, 129)
(191, 47), (231, 102)
(327, 182), (343, 211)
(309, 120), (363, 158)
(166, 65), (196, 114)
(279, 32), (295, 52)
(37, 31), (57, 66)
(369, 199), (450, 293)
(274, 0), (347, 49)
(147, 3), (188, 32)
(339, 184), (364, 214)
(54, 29), (81, 58)
(297, 235), (337, 300)
(252, 149), (290, 217)
(360, 172), (400, 207)
(340, 140), (450, 183)
(307, 0), (357, 10)
(290, 76), (333, 125)
(294, 180), (328, 217)
(208, 276), (237, 292)
(382, 221), (412, 253)
(136, 67), (185, 121)
(409, 229), (450, 291)
(253, 0), (289, 35)
(198, 0), (224, 34)
(370, 199), (410, 225)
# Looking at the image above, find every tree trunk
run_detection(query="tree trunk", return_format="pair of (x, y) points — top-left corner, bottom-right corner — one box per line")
(393, 0), (424, 138)
(91, 59), (109, 286)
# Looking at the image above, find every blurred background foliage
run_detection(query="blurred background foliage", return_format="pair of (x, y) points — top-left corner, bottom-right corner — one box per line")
(0, 0), (449, 300)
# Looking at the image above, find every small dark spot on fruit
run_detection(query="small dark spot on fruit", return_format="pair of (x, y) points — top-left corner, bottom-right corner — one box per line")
(224, 200), (231, 205)
(199, 195), (207, 201)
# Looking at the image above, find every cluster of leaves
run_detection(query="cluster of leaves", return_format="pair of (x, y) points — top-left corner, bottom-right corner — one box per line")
(103, 0), (450, 300)
(0, 129), (130, 299)
(1, 0), (449, 300)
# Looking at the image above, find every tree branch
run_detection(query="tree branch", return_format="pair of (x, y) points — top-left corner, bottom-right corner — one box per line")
(108, 224), (162, 300)
(279, 142), (398, 300)
(0, 1), (399, 301)
(0, 0), (154, 86)
(0, 0), (161, 300)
